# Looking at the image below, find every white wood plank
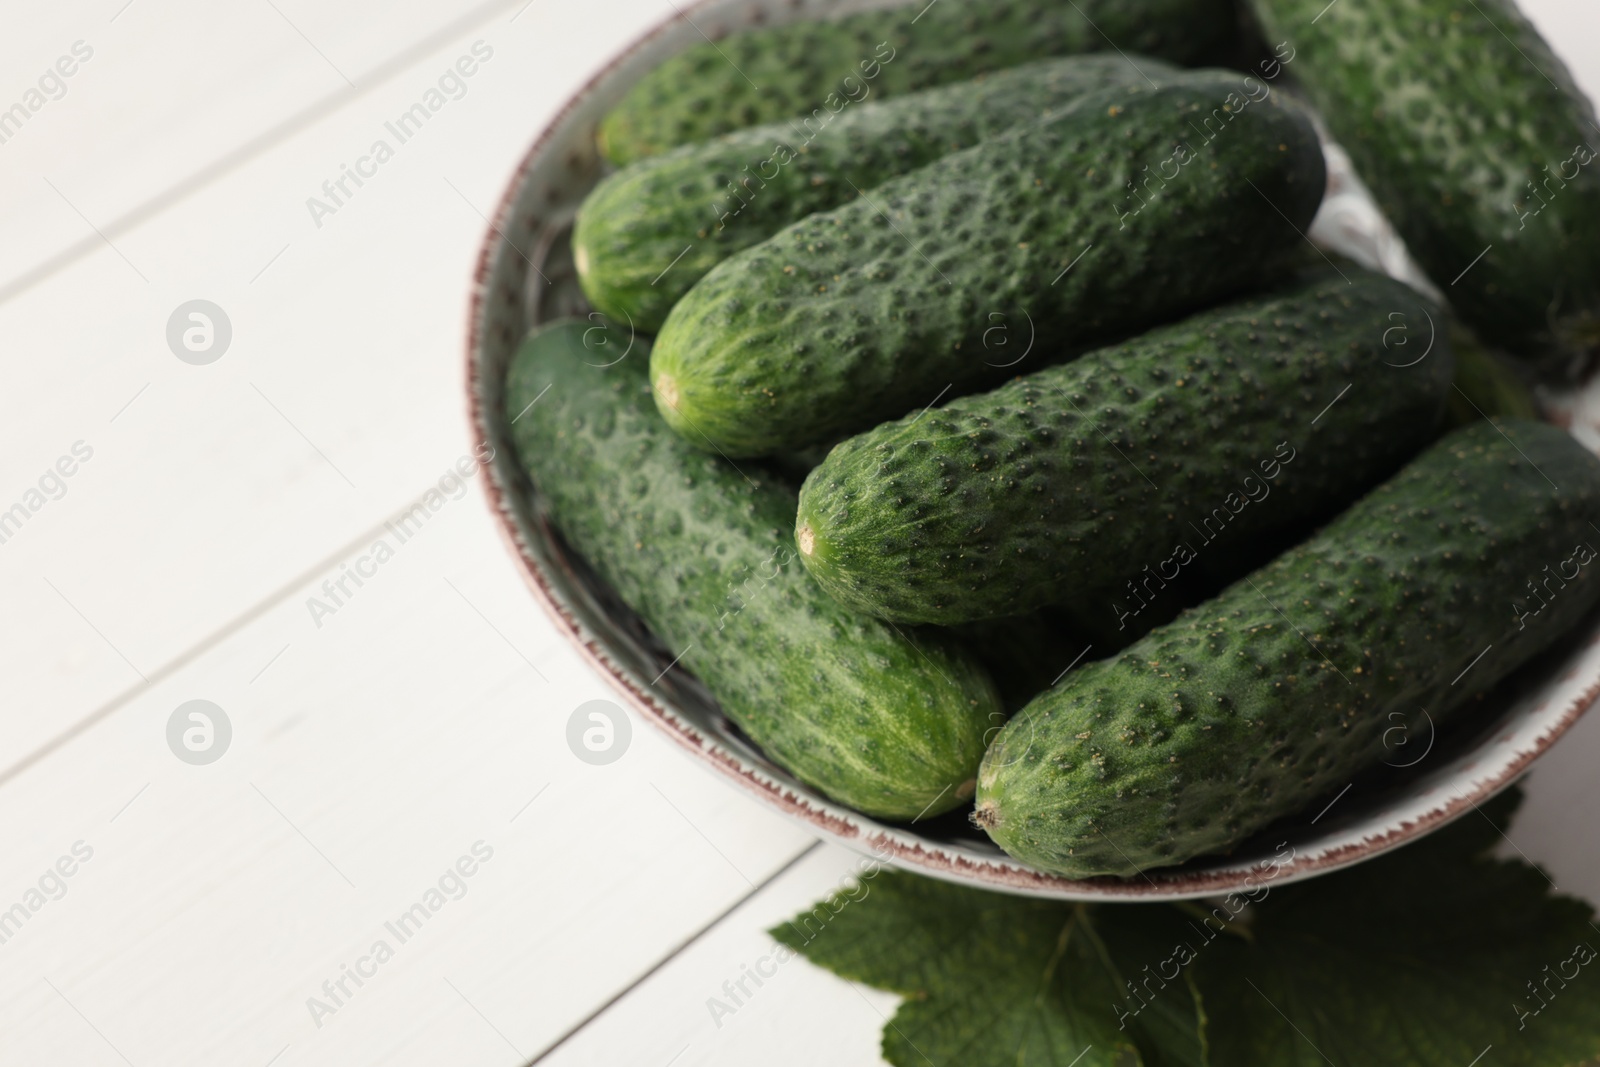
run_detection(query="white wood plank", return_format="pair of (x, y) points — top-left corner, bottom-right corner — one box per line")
(537, 844), (898, 1067)
(0, 481), (817, 1067)
(0, 0), (545, 292)
(0, 0), (675, 767)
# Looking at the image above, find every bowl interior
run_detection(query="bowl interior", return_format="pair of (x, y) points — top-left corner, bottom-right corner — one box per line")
(465, 0), (1600, 899)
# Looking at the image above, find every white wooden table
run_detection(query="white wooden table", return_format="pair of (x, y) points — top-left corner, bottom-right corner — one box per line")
(2, 3), (1597, 1064)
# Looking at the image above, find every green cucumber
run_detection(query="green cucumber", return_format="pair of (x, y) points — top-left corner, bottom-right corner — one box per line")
(598, 0), (1238, 164)
(506, 320), (999, 819)
(651, 70), (1327, 456)
(1248, 0), (1600, 370)
(975, 418), (1600, 877)
(796, 268), (1455, 625)
(576, 55), (1172, 332)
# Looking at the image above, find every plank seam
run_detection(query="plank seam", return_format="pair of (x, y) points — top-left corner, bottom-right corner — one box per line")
(522, 839), (825, 1065)
(0, 0), (530, 307)
(1, 482), (469, 786)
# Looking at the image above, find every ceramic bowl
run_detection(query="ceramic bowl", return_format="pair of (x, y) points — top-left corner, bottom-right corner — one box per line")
(465, 0), (1600, 899)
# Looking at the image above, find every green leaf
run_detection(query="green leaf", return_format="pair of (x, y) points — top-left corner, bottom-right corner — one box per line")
(1197, 788), (1600, 1067)
(770, 870), (1208, 1067)
(773, 788), (1600, 1067)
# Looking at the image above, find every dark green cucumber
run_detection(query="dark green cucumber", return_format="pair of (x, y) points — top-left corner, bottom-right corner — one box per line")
(1249, 0), (1600, 369)
(652, 71), (1327, 456)
(975, 418), (1600, 877)
(506, 320), (998, 819)
(598, 0), (1237, 164)
(576, 55), (1171, 332)
(795, 268), (1454, 625)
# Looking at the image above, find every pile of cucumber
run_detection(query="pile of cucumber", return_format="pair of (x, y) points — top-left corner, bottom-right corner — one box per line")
(509, 0), (1600, 877)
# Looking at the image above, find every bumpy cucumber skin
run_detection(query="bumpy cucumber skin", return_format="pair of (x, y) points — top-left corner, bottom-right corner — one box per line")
(506, 321), (998, 819)
(576, 56), (1170, 332)
(1249, 0), (1600, 368)
(598, 0), (1237, 164)
(651, 72), (1327, 456)
(795, 269), (1455, 625)
(976, 419), (1600, 877)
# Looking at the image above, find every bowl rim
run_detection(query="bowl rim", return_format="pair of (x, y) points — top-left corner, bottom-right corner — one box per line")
(463, 0), (1600, 899)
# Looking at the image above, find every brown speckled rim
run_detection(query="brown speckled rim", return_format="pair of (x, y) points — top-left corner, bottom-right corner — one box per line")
(464, 0), (1600, 900)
